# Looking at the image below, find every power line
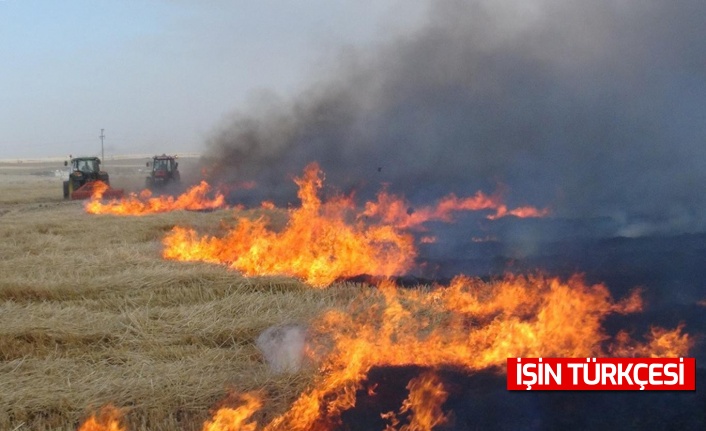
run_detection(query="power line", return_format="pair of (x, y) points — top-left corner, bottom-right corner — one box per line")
(99, 129), (105, 161)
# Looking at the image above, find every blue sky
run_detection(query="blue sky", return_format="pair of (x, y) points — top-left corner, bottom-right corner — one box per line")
(0, 1), (424, 158)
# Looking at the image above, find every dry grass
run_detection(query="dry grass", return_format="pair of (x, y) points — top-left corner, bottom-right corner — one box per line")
(0, 163), (364, 431)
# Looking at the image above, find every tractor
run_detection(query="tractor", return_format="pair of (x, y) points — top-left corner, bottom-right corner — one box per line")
(146, 154), (180, 189)
(62, 156), (124, 200)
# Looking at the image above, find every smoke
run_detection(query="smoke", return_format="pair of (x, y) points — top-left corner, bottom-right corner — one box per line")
(203, 0), (706, 234)
(256, 324), (308, 373)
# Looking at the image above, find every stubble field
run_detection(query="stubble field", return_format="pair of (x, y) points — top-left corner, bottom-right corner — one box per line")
(2, 158), (704, 431)
(0, 158), (363, 430)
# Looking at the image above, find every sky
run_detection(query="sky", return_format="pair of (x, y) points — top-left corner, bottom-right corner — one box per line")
(3, 0), (706, 233)
(0, 0), (424, 159)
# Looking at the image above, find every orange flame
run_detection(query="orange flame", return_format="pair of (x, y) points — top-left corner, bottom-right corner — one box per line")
(198, 274), (689, 431)
(381, 371), (449, 431)
(162, 163), (416, 287)
(486, 204), (551, 220)
(205, 275), (691, 431)
(362, 190), (549, 230)
(77, 405), (125, 431)
(80, 163), (693, 431)
(85, 181), (226, 215)
(283, 278), (674, 429)
(160, 163), (549, 286)
(79, 275), (691, 431)
(202, 393), (263, 431)
(90, 181), (111, 200)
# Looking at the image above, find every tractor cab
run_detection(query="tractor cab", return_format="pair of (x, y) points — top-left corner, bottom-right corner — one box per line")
(71, 158), (100, 175)
(64, 157), (105, 180)
(146, 154), (180, 188)
(62, 156), (123, 200)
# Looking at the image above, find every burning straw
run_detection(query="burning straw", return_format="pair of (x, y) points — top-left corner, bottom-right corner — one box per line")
(85, 181), (227, 215)
(160, 162), (548, 286)
(77, 274), (690, 430)
(75, 164), (692, 430)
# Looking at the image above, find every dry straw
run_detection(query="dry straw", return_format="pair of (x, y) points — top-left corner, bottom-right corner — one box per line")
(0, 163), (363, 430)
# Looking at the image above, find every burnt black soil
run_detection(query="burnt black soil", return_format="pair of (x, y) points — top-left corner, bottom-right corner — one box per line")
(339, 365), (705, 431)
(417, 218), (706, 359)
(339, 217), (705, 430)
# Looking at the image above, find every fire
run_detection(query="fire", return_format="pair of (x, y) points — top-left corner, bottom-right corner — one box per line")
(78, 162), (693, 431)
(612, 323), (692, 358)
(78, 274), (691, 431)
(77, 405), (125, 431)
(200, 274), (689, 431)
(161, 163), (549, 286)
(487, 204), (551, 220)
(381, 372), (449, 431)
(90, 180), (110, 199)
(362, 190), (549, 230)
(202, 393), (263, 431)
(85, 181), (226, 215)
(162, 163), (416, 287)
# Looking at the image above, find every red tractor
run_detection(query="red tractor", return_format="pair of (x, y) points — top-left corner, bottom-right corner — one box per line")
(146, 154), (180, 189)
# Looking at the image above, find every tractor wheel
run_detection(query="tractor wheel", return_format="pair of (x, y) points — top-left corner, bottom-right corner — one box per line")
(63, 181), (70, 199)
(69, 178), (82, 198)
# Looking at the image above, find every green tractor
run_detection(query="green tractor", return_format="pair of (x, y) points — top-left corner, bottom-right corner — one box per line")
(62, 156), (123, 200)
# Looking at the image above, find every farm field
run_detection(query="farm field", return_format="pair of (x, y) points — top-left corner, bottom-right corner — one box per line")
(0, 159), (362, 430)
(1, 158), (703, 431)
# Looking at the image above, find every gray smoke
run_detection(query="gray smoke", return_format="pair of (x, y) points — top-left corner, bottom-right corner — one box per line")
(256, 324), (308, 373)
(204, 0), (706, 234)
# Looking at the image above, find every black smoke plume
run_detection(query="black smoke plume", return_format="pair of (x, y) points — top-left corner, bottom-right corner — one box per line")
(202, 0), (706, 235)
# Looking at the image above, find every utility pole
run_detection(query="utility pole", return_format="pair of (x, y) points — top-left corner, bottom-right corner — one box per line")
(99, 129), (105, 161)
